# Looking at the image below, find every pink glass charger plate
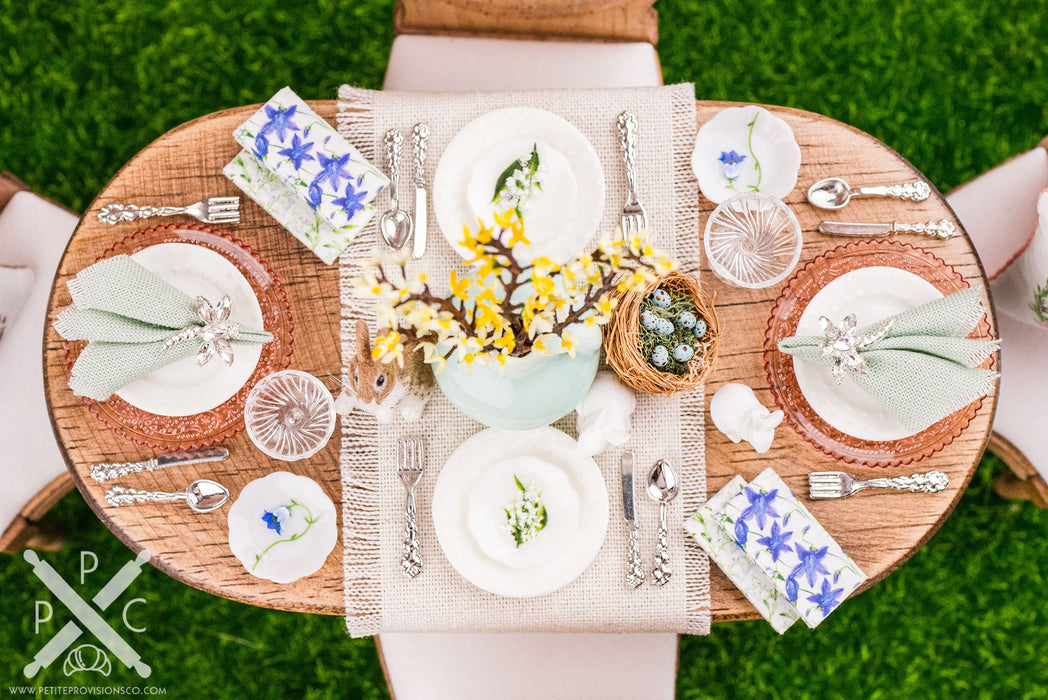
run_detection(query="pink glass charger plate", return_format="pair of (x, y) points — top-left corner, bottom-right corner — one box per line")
(763, 240), (995, 467)
(64, 224), (294, 450)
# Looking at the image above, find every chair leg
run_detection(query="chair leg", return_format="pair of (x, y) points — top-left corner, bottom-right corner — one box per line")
(0, 518), (67, 555)
(989, 431), (1048, 508)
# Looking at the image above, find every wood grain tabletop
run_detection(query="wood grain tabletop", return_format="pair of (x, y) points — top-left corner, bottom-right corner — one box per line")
(43, 100), (997, 621)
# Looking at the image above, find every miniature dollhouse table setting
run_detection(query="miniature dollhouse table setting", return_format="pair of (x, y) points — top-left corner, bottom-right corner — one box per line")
(42, 90), (997, 632)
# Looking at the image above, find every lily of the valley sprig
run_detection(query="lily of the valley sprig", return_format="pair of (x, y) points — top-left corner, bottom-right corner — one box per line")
(351, 210), (677, 372)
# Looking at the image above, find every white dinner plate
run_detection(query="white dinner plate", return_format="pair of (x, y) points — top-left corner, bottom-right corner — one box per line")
(792, 266), (943, 441)
(431, 426), (609, 598)
(114, 242), (264, 417)
(433, 107), (605, 264)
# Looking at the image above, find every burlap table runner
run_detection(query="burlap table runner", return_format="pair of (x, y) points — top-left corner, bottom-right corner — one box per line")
(336, 84), (709, 637)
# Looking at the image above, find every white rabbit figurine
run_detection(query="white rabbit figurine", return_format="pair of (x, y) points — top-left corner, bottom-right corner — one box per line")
(575, 371), (637, 456)
(709, 383), (784, 454)
(334, 319), (434, 423)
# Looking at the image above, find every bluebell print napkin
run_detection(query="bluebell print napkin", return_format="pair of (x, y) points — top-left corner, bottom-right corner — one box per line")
(685, 476), (801, 634)
(714, 468), (866, 628)
(228, 87), (388, 264)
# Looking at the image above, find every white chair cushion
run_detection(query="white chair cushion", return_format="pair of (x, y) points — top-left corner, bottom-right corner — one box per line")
(991, 311), (1048, 482)
(384, 35), (662, 91)
(379, 632), (678, 700)
(946, 146), (1048, 279)
(0, 265), (34, 339)
(0, 191), (78, 532)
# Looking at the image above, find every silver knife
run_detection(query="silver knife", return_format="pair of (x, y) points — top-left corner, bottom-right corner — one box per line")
(90, 447), (230, 483)
(621, 450), (644, 588)
(411, 123), (429, 259)
(818, 219), (956, 240)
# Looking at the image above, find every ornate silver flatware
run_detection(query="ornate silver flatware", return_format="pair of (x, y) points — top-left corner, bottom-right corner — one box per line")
(105, 478), (230, 513)
(397, 438), (424, 578)
(379, 129), (413, 250)
(98, 197), (240, 225)
(809, 470), (949, 499)
(411, 123), (429, 259)
(620, 451), (644, 588)
(818, 219), (956, 240)
(807, 178), (931, 210)
(617, 111), (648, 236)
(90, 447), (230, 483)
(646, 458), (679, 586)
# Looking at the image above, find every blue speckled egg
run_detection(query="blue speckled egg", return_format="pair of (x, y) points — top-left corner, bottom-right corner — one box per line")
(693, 319), (708, 339)
(640, 309), (660, 331)
(677, 311), (697, 329)
(655, 318), (675, 336)
(650, 289), (671, 308)
(674, 344), (695, 362)
(650, 345), (669, 367)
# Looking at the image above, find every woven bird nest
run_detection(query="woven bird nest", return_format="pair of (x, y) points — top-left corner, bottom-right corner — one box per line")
(604, 271), (720, 395)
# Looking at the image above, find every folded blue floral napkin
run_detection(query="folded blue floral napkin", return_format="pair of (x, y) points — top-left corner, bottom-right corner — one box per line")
(228, 87), (388, 264)
(685, 476), (801, 634)
(713, 468), (866, 628)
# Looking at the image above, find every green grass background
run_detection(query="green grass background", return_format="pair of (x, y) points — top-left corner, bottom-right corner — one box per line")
(1, 0), (1046, 697)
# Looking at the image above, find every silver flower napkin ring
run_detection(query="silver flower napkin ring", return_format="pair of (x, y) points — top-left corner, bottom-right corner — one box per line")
(163, 295), (241, 367)
(818, 314), (893, 382)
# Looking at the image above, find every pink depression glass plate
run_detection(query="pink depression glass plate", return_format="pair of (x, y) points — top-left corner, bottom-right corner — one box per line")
(64, 224), (294, 450)
(764, 240), (995, 467)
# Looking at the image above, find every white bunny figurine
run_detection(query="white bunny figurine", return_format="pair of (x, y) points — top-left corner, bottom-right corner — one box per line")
(709, 383), (784, 454)
(575, 371), (637, 456)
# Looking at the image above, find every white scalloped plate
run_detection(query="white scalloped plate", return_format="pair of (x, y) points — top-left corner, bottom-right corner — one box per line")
(114, 243), (264, 417)
(792, 266), (943, 441)
(227, 471), (338, 584)
(433, 107), (605, 264)
(692, 105), (801, 204)
(432, 426), (609, 598)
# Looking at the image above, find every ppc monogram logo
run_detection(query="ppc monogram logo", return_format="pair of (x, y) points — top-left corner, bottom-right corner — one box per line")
(23, 549), (152, 678)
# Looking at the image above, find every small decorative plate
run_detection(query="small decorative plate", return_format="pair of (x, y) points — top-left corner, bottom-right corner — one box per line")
(431, 426), (609, 598)
(692, 105), (801, 205)
(764, 240), (993, 467)
(65, 224), (294, 450)
(227, 471), (338, 584)
(433, 107), (605, 264)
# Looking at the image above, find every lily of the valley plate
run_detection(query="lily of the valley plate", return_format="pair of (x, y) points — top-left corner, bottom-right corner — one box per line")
(433, 107), (605, 264)
(765, 240), (990, 467)
(227, 471), (338, 584)
(67, 224), (293, 450)
(431, 426), (609, 598)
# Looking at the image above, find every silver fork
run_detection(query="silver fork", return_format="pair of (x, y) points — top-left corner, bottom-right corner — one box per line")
(616, 111), (648, 238)
(97, 196), (240, 225)
(809, 470), (949, 499)
(397, 438), (424, 578)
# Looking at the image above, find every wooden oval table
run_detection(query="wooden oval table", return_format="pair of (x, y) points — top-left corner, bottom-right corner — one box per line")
(44, 101), (997, 621)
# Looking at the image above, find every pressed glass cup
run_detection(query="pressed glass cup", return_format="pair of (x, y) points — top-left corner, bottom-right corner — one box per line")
(245, 370), (335, 461)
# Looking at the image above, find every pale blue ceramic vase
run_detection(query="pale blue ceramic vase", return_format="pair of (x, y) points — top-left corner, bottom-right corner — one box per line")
(435, 324), (602, 431)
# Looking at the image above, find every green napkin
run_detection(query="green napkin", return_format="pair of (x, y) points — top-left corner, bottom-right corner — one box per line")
(54, 255), (272, 401)
(778, 286), (999, 433)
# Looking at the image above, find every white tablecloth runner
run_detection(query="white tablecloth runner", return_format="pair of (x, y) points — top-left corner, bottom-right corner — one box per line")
(336, 83), (709, 636)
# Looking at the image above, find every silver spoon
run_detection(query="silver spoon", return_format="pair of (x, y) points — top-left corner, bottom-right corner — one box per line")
(646, 459), (679, 586)
(104, 478), (230, 513)
(806, 177), (931, 210)
(379, 128), (413, 250)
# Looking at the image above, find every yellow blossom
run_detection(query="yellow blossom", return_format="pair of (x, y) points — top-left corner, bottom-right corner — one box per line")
(449, 269), (470, 300)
